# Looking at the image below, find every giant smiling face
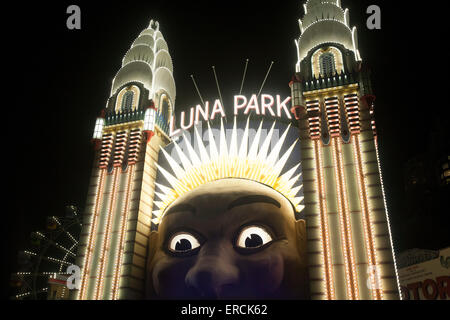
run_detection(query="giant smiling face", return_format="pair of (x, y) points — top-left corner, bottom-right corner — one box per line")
(146, 178), (309, 299)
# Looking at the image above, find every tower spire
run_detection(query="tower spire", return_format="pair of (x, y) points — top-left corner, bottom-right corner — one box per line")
(296, 0), (361, 73)
(111, 20), (175, 107)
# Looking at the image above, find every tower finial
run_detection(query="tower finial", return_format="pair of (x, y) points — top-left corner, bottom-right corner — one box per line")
(149, 19), (159, 31)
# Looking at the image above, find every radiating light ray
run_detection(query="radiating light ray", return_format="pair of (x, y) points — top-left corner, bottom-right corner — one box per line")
(207, 122), (219, 160)
(155, 182), (173, 195)
(257, 122), (276, 161)
(285, 172), (303, 191)
(160, 148), (184, 180)
(183, 133), (202, 167)
(238, 118), (250, 159)
(290, 186), (303, 198)
(266, 124), (292, 166)
(173, 141), (193, 171)
(280, 163), (301, 183)
(229, 117), (238, 157)
(155, 164), (181, 191)
(272, 139), (299, 176)
(219, 119), (230, 177)
(195, 126), (210, 164)
(248, 121), (263, 160)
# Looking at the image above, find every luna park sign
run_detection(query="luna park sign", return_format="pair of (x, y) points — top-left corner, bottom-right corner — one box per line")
(169, 94), (292, 137)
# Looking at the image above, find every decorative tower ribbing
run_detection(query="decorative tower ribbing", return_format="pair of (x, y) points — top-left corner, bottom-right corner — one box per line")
(72, 20), (175, 300)
(290, 0), (400, 300)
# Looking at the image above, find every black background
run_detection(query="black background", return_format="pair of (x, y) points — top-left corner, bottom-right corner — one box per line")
(4, 0), (450, 300)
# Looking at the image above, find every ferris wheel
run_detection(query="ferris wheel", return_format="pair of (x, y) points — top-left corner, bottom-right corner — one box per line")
(10, 205), (82, 300)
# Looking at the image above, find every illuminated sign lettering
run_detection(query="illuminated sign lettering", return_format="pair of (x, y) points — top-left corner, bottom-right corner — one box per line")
(170, 94), (292, 137)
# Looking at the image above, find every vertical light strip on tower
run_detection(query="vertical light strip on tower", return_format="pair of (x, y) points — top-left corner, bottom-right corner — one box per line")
(110, 165), (135, 300)
(93, 168), (118, 299)
(374, 138), (402, 298)
(110, 129), (142, 300)
(326, 96), (359, 299)
(332, 137), (359, 299)
(94, 130), (128, 299)
(304, 97), (336, 299)
(78, 133), (114, 300)
(353, 134), (382, 299)
(344, 94), (382, 299)
(313, 140), (335, 299)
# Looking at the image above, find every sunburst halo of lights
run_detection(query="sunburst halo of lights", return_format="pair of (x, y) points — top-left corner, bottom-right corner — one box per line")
(152, 117), (305, 225)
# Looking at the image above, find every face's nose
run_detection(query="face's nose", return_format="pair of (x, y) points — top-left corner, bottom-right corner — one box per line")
(185, 242), (239, 299)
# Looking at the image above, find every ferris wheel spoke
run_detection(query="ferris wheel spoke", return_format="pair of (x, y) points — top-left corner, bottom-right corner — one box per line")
(51, 217), (79, 245)
(42, 255), (73, 266)
(33, 232), (77, 257)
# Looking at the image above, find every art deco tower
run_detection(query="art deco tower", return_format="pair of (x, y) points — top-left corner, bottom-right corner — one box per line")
(71, 20), (175, 300)
(290, 0), (400, 300)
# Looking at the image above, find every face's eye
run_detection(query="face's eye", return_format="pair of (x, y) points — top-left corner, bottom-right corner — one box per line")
(168, 232), (201, 253)
(236, 226), (273, 249)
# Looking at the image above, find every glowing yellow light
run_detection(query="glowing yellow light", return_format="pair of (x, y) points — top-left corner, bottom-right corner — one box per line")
(111, 165), (136, 300)
(332, 138), (359, 299)
(373, 139), (402, 299)
(352, 134), (382, 299)
(94, 130), (128, 300)
(78, 166), (107, 300)
(94, 168), (119, 300)
(152, 117), (305, 224)
(315, 141), (335, 299)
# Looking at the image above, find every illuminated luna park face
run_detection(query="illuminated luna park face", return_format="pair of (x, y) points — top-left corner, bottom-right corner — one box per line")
(146, 178), (309, 300)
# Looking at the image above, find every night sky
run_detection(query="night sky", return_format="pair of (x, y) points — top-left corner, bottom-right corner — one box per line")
(5, 0), (449, 299)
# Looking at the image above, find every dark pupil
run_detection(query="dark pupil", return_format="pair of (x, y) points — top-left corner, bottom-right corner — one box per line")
(175, 239), (192, 251)
(245, 234), (263, 248)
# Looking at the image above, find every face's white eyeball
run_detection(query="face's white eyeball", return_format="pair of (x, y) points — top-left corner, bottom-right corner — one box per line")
(237, 226), (273, 249)
(169, 233), (201, 253)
